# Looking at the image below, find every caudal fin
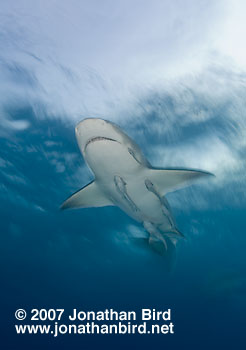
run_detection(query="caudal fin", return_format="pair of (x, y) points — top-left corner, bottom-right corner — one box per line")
(149, 236), (167, 255)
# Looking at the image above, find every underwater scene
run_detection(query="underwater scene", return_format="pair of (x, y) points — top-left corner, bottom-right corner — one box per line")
(1, 1), (246, 349)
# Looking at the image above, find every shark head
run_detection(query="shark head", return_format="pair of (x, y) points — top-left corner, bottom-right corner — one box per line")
(75, 118), (151, 171)
(75, 118), (124, 156)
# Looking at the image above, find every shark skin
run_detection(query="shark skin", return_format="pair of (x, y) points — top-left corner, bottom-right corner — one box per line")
(61, 118), (213, 255)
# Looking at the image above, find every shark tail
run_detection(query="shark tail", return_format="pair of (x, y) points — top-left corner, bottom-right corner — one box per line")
(149, 236), (167, 255)
(163, 228), (186, 240)
(131, 236), (169, 255)
(143, 221), (185, 255)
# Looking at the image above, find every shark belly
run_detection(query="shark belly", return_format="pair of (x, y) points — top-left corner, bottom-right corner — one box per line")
(118, 176), (174, 228)
(84, 140), (175, 232)
(84, 139), (143, 178)
(84, 139), (151, 221)
(98, 168), (175, 233)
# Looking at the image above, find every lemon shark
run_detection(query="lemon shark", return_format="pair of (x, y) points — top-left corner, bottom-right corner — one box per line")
(61, 118), (213, 255)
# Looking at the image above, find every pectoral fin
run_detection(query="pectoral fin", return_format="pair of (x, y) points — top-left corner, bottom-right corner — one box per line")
(60, 181), (114, 210)
(148, 167), (214, 195)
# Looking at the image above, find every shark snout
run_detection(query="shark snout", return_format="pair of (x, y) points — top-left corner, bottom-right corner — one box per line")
(75, 118), (116, 153)
(75, 118), (107, 136)
(75, 118), (121, 153)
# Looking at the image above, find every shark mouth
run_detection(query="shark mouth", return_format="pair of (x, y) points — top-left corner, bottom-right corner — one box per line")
(84, 136), (119, 151)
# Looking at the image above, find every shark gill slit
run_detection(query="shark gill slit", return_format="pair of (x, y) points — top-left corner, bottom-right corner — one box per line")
(127, 148), (141, 164)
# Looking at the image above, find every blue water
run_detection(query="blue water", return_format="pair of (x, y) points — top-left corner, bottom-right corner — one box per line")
(1, 103), (246, 349)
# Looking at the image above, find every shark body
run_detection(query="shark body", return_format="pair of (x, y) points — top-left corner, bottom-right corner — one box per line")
(61, 118), (212, 255)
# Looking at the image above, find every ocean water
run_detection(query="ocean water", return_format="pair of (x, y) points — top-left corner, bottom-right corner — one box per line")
(1, 101), (246, 349)
(1, 1), (246, 348)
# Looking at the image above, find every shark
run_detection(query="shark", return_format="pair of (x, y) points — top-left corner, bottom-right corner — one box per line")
(61, 118), (213, 255)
